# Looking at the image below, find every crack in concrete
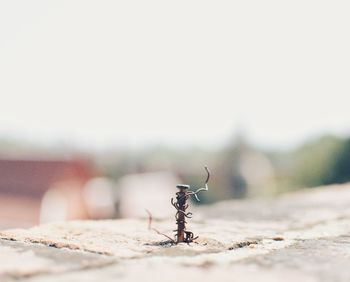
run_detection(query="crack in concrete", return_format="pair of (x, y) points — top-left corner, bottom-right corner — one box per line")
(0, 236), (113, 256)
(0, 239), (117, 281)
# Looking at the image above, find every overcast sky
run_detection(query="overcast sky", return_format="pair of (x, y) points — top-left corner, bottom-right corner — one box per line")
(0, 1), (349, 150)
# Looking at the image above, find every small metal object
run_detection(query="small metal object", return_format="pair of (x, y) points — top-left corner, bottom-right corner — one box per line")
(171, 166), (210, 243)
(147, 167), (210, 244)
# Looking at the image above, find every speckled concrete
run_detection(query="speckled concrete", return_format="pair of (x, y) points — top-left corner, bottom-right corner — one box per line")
(1, 183), (350, 282)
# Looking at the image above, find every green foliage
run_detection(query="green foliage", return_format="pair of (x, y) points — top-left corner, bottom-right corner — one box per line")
(322, 138), (350, 184)
(291, 135), (346, 187)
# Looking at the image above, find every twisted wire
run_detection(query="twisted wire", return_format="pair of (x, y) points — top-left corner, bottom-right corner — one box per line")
(171, 166), (210, 243)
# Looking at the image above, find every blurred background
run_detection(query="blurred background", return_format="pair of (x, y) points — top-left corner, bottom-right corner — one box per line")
(0, 1), (349, 229)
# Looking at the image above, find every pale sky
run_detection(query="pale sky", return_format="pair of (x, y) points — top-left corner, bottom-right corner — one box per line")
(0, 1), (349, 150)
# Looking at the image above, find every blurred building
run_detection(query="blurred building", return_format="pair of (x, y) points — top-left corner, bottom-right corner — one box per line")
(116, 172), (180, 218)
(0, 158), (96, 229)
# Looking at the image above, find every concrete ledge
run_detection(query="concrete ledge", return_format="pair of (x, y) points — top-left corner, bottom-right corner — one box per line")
(2, 184), (350, 282)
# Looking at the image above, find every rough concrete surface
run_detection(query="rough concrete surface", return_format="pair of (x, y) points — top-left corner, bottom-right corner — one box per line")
(1, 184), (350, 281)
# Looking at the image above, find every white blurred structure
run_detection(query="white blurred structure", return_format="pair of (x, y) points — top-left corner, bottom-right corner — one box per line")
(116, 172), (181, 219)
(41, 177), (118, 225)
(83, 178), (116, 219)
(239, 152), (276, 196)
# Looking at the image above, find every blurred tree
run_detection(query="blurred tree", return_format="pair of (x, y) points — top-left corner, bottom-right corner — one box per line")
(219, 134), (249, 198)
(322, 138), (350, 185)
(291, 135), (345, 187)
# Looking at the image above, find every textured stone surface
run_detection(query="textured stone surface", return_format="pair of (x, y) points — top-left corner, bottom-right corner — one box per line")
(1, 183), (350, 281)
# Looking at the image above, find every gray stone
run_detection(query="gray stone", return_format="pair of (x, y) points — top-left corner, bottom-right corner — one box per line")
(1, 183), (350, 281)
